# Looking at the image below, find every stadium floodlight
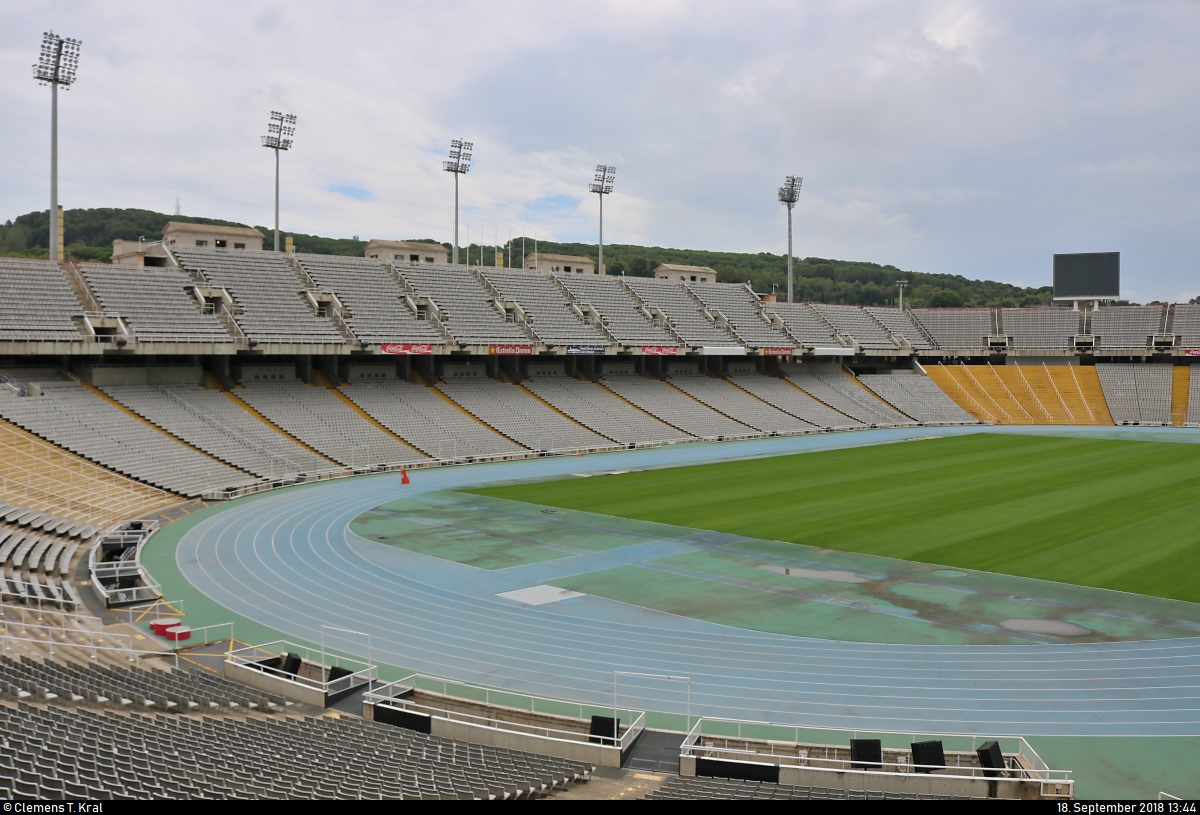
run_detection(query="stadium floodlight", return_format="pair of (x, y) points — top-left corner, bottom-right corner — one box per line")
(33, 31), (82, 262)
(589, 165), (616, 275)
(896, 280), (908, 310)
(261, 111), (297, 252)
(443, 139), (473, 265)
(778, 175), (802, 303)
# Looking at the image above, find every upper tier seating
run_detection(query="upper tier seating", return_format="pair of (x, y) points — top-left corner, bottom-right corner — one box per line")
(102, 384), (331, 479)
(171, 247), (343, 344)
(1169, 304), (1200, 348)
(1096, 363), (1172, 425)
(0, 382), (254, 497)
(79, 264), (232, 343)
(761, 303), (843, 349)
(687, 283), (795, 348)
(812, 304), (898, 350)
(729, 375), (865, 429)
(857, 373), (978, 424)
(479, 268), (608, 346)
(786, 371), (916, 426)
(293, 254), (442, 345)
(437, 379), (614, 453)
(395, 264), (531, 346)
(235, 381), (429, 469)
(0, 258), (87, 342)
(670, 376), (815, 434)
(910, 309), (991, 351)
(339, 380), (527, 459)
(554, 275), (677, 346)
(524, 375), (693, 445)
(622, 277), (739, 347)
(1091, 305), (1164, 351)
(999, 308), (1081, 350)
(0, 663), (592, 800)
(866, 307), (935, 350)
(602, 375), (758, 439)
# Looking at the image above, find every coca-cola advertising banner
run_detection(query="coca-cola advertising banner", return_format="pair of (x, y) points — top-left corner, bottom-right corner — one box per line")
(1187, 349), (1200, 357)
(762, 347), (795, 356)
(488, 345), (534, 355)
(380, 343), (433, 355)
(641, 346), (678, 356)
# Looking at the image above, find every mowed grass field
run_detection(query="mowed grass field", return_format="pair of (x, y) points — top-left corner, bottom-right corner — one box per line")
(472, 433), (1200, 604)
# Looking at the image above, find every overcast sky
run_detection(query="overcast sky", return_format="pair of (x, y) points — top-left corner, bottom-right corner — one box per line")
(3, 1), (1198, 301)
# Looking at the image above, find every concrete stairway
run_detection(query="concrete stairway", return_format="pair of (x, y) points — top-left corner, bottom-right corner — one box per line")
(1171, 365), (1191, 427)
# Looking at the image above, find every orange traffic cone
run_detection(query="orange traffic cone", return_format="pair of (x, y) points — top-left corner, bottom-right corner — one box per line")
(401, 468), (410, 485)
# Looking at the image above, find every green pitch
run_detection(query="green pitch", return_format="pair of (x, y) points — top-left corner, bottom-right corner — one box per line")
(471, 433), (1200, 604)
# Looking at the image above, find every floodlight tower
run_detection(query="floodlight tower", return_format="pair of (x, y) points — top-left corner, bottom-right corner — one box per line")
(261, 111), (297, 252)
(33, 31), (82, 262)
(778, 176), (802, 302)
(590, 165), (616, 275)
(443, 139), (473, 265)
(896, 280), (908, 310)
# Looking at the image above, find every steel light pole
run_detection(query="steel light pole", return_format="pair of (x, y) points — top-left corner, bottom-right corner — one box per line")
(33, 31), (81, 262)
(262, 111), (297, 252)
(590, 165), (616, 275)
(897, 280), (908, 310)
(778, 175), (802, 302)
(443, 139), (473, 265)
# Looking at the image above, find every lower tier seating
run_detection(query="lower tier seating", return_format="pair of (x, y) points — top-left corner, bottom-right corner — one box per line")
(0, 653), (593, 800)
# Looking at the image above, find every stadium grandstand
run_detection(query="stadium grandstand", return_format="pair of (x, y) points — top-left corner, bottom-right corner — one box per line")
(2, 244), (1199, 801)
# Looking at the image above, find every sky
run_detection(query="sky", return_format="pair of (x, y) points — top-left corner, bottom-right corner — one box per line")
(2, 1), (1198, 302)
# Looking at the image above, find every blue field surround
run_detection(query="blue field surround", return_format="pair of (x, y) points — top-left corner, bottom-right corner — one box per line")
(166, 425), (1200, 737)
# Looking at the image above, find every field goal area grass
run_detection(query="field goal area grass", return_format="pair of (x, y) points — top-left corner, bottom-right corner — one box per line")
(468, 433), (1200, 605)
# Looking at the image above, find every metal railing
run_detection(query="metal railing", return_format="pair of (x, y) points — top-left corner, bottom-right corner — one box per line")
(366, 673), (645, 753)
(226, 640), (377, 697)
(681, 717), (1073, 795)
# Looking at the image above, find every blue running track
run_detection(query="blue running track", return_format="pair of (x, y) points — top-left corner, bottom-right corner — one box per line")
(165, 426), (1200, 737)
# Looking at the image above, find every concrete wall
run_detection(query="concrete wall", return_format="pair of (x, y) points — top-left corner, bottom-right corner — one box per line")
(224, 660), (327, 708)
(679, 754), (1058, 800)
(77, 365), (203, 386)
(366, 701), (622, 767)
(238, 363), (297, 383)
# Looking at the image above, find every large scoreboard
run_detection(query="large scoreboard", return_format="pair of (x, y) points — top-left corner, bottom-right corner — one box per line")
(1053, 252), (1119, 301)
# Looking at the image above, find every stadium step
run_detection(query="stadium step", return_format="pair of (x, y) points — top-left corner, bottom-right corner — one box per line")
(219, 391), (342, 466)
(315, 371), (431, 459)
(924, 365), (994, 422)
(1170, 365), (1190, 426)
(1068, 366), (1116, 425)
(1064, 369), (1101, 423)
(75, 379), (258, 479)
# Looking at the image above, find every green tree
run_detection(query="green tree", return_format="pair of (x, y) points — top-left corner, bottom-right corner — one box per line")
(927, 289), (966, 308)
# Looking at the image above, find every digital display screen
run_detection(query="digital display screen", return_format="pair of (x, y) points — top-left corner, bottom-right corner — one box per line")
(1053, 252), (1119, 299)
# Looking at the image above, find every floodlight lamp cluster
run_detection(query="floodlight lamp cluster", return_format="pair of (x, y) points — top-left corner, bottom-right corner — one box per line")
(778, 175), (802, 206)
(443, 139), (473, 175)
(33, 31), (81, 87)
(262, 111), (297, 151)
(589, 165), (616, 195)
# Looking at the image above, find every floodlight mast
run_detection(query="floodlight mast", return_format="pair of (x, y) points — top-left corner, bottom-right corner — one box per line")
(443, 139), (473, 265)
(778, 175), (802, 302)
(896, 280), (908, 310)
(261, 111), (297, 252)
(33, 32), (81, 262)
(589, 165), (616, 275)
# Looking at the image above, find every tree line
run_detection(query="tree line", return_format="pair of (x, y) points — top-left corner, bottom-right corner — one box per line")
(0, 206), (1061, 308)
